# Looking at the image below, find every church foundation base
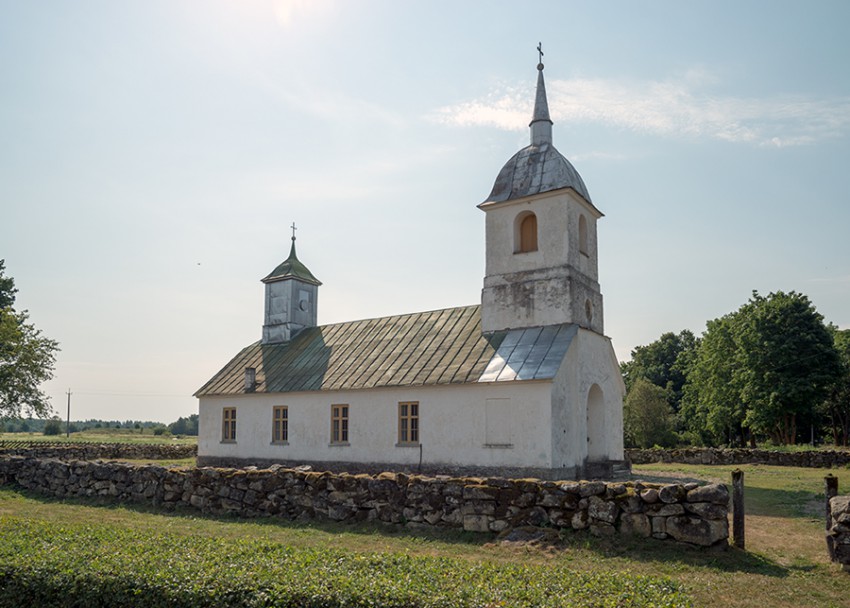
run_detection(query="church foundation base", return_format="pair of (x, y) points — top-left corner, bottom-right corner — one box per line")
(196, 456), (628, 481)
(580, 459), (631, 480)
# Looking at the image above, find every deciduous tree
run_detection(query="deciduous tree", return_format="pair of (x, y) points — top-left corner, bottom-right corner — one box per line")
(168, 414), (199, 436)
(822, 328), (850, 446)
(683, 291), (841, 446)
(0, 260), (59, 419)
(681, 314), (748, 446)
(620, 329), (699, 414)
(623, 378), (677, 448)
(736, 291), (840, 444)
(43, 418), (62, 436)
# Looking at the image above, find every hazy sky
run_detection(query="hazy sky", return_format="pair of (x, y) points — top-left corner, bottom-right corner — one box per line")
(2, 0), (849, 423)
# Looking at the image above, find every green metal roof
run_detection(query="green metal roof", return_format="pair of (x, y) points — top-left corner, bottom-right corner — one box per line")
(195, 305), (578, 397)
(262, 239), (321, 286)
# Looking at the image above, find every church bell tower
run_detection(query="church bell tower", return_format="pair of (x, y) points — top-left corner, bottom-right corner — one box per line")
(261, 225), (321, 344)
(479, 51), (605, 336)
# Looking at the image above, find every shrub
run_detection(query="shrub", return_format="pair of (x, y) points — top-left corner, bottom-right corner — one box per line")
(42, 419), (62, 436)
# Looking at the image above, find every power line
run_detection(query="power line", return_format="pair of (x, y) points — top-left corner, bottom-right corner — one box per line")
(74, 392), (190, 397)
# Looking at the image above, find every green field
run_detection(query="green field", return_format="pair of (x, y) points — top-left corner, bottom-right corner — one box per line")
(0, 428), (197, 445)
(0, 463), (848, 607)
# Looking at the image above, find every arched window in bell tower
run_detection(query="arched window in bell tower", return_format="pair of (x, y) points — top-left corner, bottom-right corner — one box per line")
(515, 212), (538, 253)
(578, 214), (589, 256)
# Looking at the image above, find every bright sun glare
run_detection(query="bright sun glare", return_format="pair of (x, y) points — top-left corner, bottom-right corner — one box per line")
(272, 0), (332, 28)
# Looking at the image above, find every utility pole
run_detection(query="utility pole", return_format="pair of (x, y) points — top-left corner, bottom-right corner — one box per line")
(66, 389), (71, 438)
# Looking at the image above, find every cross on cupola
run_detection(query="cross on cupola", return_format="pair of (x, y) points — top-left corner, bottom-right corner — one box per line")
(529, 42), (553, 146)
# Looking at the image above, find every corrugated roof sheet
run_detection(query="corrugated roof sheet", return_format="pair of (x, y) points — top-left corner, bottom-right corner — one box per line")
(195, 305), (576, 396)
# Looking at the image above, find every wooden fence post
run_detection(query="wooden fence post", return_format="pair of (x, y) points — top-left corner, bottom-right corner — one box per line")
(732, 469), (745, 550)
(825, 474), (838, 562)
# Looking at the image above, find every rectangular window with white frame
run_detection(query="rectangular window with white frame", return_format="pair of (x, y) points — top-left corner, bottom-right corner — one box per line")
(222, 407), (237, 442)
(331, 404), (349, 444)
(272, 405), (288, 443)
(398, 401), (419, 446)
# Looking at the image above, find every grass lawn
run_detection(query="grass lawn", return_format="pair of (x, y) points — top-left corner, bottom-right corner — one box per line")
(629, 463), (850, 607)
(0, 428), (197, 445)
(0, 463), (848, 606)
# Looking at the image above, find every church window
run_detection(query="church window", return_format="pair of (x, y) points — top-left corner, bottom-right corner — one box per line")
(578, 214), (589, 256)
(515, 212), (538, 253)
(398, 401), (419, 445)
(585, 299), (593, 324)
(331, 404), (349, 444)
(222, 407), (236, 442)
(272, 406), (288, 443)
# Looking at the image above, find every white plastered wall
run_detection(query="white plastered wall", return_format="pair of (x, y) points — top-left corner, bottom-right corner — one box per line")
(481, 190), (604, 334)
(549, 328), (624, 471)
(198, 380), (554, 470)
(483, 190), (600, 280)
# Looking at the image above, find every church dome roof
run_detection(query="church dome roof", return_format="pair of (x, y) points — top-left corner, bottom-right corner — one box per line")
(482, 54), (592, 206)
(485, 142), (591, 204)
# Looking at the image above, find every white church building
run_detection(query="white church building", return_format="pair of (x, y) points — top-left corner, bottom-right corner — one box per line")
(196, 57), (626, 480)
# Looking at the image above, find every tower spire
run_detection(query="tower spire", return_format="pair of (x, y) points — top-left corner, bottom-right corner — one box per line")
(529, 42), (553, 146)
(262, 222), (321, 287)
(288, 221), (298, 258)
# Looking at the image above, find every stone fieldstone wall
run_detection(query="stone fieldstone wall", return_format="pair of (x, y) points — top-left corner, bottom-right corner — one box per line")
(829, 496), (850, 571)
(627, 447), (850, 469)
(0, 442), (197, 461)
(197, 455), (630, 481)
(0, 456), (729, 548)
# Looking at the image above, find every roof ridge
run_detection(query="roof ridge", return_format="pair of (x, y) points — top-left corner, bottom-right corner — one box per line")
(314, 303), (481, 330)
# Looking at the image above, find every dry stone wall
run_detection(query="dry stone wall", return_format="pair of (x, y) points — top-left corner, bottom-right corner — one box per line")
(0, 456), (729, 548)
(829, 496), (850, 571)
(0, 442), (197, 461)
(627, 447), (850, 469)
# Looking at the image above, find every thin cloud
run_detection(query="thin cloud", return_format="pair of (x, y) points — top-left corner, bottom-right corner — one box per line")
(431, 74), (850, 147)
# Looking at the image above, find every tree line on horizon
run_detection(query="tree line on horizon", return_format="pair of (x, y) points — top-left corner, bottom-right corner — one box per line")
(621, 290), (850, 449)
(0, 415), (199, 437)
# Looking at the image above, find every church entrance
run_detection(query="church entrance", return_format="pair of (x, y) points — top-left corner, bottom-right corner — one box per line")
(586, 384), (606, 461)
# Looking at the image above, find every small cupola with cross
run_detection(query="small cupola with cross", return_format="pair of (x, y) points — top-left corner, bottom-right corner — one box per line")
(261, 223), (321, 344)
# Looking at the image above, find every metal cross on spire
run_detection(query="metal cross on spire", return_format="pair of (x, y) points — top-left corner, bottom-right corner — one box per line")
(290, 222), (297, 241)
(537, 42), (544, 65)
